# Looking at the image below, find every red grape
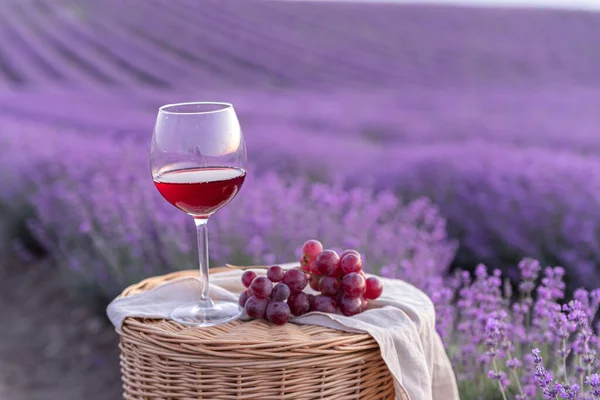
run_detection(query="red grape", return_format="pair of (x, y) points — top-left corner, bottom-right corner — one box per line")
(282, 268), (307, 293)
(341, 273), (366, 298)
(358, 270), (367, 279)
(365, 277), (383, 300)
(238, 290), (251, 307)
(300, 260), (311, 273)
(241, 270), (257, 288)
(313, 295), (337, 313)
(340, 253), (362, 275)
(335, 288), (344, 304)
(245, 296), (269, 319)
(250, 276), (273, 299)
(302, 239), (323, 259)
(339, 295), (362, 316)
(288, 292), (310, 316)
(266, 301), (291, 325)
(267, 265), (285, 282)
(340, 249), (360, 259)
(360, 296), (368, 312)
(318, 276), (340, 296)
(271, 283), (291, 301)
(309, 275), (321, 291)
(307, 294), (316, 310)
(316, 250), (341, 277)
(309, 260), (320, 275)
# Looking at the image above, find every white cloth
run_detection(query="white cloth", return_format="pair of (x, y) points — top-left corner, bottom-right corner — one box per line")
(107, 263), (459, 400)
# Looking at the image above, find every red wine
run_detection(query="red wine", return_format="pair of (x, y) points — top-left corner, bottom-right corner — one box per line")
(154, 167), (245, 217)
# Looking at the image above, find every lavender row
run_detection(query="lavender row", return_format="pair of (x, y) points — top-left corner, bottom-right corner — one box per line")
(3, 83), (600, 289)
(3, 86), (599, 153)
(2, 1), (600, 88)
(0, 118), (455, 299)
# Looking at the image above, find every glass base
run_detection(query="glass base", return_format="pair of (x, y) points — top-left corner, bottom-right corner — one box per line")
(170, 299), (242, 327)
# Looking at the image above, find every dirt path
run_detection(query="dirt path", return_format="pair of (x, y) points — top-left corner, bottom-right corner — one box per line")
(0, 262), (122, 400)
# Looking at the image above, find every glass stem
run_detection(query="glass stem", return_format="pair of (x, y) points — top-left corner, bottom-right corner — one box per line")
(194, 217), (211, 301)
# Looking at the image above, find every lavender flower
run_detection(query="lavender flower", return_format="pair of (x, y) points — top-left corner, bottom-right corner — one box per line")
(585, 374), (600, 397)
(560, 384), (580, 400)
(431, 258), (600, 400)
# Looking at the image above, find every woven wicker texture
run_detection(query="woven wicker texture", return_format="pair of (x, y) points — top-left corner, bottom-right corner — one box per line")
(118, 268), (395, 399)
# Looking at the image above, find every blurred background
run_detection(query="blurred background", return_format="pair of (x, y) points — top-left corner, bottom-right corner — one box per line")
(1, 0), (599, 398)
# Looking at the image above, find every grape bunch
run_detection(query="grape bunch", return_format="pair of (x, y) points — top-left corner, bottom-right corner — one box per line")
(239, 265), (311, 325)
(300, 240), (383, 316)
(238, 240), (384, 325)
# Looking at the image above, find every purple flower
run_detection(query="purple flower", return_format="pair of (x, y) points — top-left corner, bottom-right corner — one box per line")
(518, 258), (542, 293)
(550, 312), (573, 342)
(488, 370), (510, 390)
(506, 357), (522, 369)
(534, 361), (555, 396)
(543, 381), (563, 399)
(484, 311), (509, 357)
(559, 383), (580, 400)
(535, 365), (554, 390)
(565, 300), (589, 329)
(585, 374), (600, 397)
(532, 348), (543, 365)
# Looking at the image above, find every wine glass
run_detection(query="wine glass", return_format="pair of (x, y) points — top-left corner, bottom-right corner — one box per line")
(151, 102), (246, 326)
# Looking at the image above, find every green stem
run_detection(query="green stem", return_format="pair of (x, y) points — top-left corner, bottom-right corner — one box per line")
(492, 359), (508, 400)
(506, 351), (524, 395)
(562, 338), (568, 383)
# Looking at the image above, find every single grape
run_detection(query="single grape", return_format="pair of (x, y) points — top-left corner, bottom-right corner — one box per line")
(318, 276), (340, 296)
(340, 249), (360, 260)
(250, 276), (273, 299)
(339, 295), (362, 316)
(360, 296), (368, 312)
(309, 275), (321, 291)
(241, 270), (257, 288)
(365, 277), (384, 300)
(282, 268), (307, 293)
(307, 294), (316, 311)
(302, 239), (324, 259)
(358, 270), (367, 279)
(288, 292), (310, 316)
(267, 265), (285, 282)
(313, 295), (337, 313)
(316, 250), (341, 277)
(340, 253), (362, 275)
(266, 301), (291, 325)
(271, 283), (291, 301)
(245, 296), (269, 319)
(341, 273), (366, 298)
(238, 290), (251, 308)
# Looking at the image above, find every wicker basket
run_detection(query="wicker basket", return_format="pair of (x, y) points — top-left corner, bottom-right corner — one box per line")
(117, 269), (396, 399)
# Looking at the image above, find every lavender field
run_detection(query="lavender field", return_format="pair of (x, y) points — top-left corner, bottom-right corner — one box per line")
(1, 0), (600, 399)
